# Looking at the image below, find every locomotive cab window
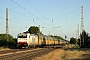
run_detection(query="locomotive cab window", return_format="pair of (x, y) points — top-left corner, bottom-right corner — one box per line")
(18, 35), (27, 38)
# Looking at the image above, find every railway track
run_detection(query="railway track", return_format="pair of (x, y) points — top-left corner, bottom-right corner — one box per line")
(0, 48), (35, 54)
(0, 48), (55, 60)
(43, 45), (63, 48)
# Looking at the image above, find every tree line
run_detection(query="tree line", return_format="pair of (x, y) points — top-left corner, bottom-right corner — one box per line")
(70, 30), (90, 48)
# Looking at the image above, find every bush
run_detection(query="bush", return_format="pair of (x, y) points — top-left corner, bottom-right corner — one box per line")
(0, 34), (17, 48)
(70, 37), (77, 44)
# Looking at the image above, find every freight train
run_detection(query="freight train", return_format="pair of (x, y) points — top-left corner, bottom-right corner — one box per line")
(17, 32), (68, 48)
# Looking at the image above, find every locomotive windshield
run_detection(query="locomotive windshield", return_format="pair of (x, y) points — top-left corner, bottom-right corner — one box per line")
(18, 35), (27, 38)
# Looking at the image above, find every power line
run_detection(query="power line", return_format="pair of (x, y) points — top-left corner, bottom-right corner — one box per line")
(8, 9), (32, 19)
(0, 8), (51, 33)
(11, 0), (52, 28)
(9, 20), (27, 27)
(8, 9), (40, 26)
(26, 0), (53, 23)
(0, 9), (43, 28)
(26, 0), (44, 18)
(0, 11), (28, 28)
(0, 9), (34, 27)
(0, 9), (25, 26)
(8, 9), (38, 25)
(0, 16), (5, 20)
(0, 17), (28, 27)
(53, 7), (81, 19)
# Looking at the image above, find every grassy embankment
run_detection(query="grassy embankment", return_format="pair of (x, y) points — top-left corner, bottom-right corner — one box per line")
(0, 46), (9, 50)
(33, 44), (90, 60)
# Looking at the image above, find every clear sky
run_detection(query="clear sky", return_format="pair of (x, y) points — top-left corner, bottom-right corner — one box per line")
(0, 0), (90, 40)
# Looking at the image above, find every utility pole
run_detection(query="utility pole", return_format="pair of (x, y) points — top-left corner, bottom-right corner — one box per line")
(80, 6), (84, 47)
(76, 24), (79, 44)
(76, 31), (77, 39)
(6, 8), (9, 47)
(80, 6), (84, 34)
(77, 24), (79, 39)
(38, 25), (40, 34)
(49, 31), (50, 36)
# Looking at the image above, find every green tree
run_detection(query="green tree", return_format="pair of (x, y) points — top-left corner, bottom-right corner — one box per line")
(0, 34), (7, 46)
(87, 36), (90, 47)
(28, 26), (40, 34)
(79, 30), (90, 48)
(54, 36), (64, 40)
(0, 34), (16, 47)
(70, 37), (77, 44)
